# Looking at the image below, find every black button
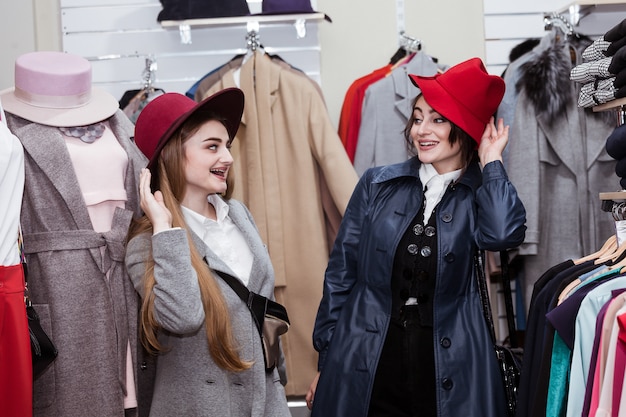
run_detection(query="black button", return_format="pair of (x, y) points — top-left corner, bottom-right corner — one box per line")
(425, 226), (436, 237)
(444, 253), (455, 263)
(403, 269), (412, 280)
(420, 246), (432, 257)
(440, 337), (451, 348)
(442, 378), (453, 390)
(416, 270), (429, 282)
(407, 244), (419, 255)
(140, 361), (148, 370)
(442, 213), (453, 222)
(413, 224), (424, 235)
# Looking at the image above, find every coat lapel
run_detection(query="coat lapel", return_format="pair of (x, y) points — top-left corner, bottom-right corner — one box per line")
(392, 52), (441, 123)
(536, 102), (583, 176)
(192, 199), (268, 294)
(16, 121), (94, 230)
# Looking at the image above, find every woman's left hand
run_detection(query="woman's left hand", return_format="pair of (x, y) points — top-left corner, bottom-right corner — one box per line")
(478, 117), (509, 166)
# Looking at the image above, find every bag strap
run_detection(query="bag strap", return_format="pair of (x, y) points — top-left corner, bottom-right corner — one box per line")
(475, 250), (497, 345)
(18, 224), (32, 306)
(212, 268), (268, 332)
(213, 268), (250, 304)
(475, 250), (518, 347)
(500, 250), (519, 348)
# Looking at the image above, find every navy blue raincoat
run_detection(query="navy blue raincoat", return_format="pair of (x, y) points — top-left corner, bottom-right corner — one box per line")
(312, 157), (526, 417)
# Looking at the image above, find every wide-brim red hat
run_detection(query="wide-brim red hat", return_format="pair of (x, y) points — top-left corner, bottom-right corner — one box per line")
(408, 57), (505, 145)
(134, 88), (244, 171)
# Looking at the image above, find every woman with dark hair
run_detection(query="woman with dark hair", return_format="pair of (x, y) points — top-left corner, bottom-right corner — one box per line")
(125, 88), (290, 417)
(306, 58), (527, 417)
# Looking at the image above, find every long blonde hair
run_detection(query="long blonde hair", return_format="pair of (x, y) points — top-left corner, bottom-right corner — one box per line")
(128, 113), (251, 372)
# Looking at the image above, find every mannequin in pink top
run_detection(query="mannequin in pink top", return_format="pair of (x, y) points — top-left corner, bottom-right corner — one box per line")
(0, 51), (151, 417)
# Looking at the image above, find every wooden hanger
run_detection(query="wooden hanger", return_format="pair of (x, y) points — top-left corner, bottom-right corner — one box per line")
(593, 236), (626, 265)
(574, 234), (618, 265)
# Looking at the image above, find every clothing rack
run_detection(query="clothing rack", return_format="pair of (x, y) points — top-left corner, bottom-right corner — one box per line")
(398, 31), (421, 52)
(246, 21), (261, 52)
(142, 56), (157, 91)
(594, 97), (626, 126)
(543, 12), (576, 36)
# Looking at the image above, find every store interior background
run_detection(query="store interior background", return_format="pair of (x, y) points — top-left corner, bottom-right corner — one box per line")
(2, 0), (623, 130)
(1, 1), (625, 416)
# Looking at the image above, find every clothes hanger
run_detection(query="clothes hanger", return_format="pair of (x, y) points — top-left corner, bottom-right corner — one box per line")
(593, 202), (626, 265)
(389, 31), (421, 66)
(574, 234), (618, 265)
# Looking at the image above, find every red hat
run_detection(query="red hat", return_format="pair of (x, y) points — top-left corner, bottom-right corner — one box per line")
(408, 57), (505, 145)
(134, 88), (244, 170)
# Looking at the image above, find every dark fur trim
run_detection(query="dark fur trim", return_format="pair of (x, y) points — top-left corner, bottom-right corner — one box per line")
(512, 34), (616, 127)
(515, 36), (575, 121)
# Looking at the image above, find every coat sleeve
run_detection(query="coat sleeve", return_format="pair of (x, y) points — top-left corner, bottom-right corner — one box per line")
(353, 87), (379, 177)
(505, 92), (540, 255)
(312, 170), (372, 370)
(125, 229), (205, 334)
(475, 160), (527, 251)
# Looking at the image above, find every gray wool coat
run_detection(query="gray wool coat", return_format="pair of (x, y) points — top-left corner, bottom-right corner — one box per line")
(353, 51), (446, 177)
(506, 36), (617, 309)
(6, 111), (152, 417)
(124, 198), (291, 417)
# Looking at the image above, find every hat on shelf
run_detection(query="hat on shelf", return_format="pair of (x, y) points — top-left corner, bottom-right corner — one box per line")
(408, 57), (505, 145)
(156, 0), (250, 21)
(257, 0), (331, 22)
(0, 51), (118, 127)
(134, 88), (244, 171)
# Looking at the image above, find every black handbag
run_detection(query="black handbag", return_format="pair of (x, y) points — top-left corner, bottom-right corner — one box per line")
(214, 269), (290, 372)
(24, 263), (58, 379)
(475, 251), (523, 417)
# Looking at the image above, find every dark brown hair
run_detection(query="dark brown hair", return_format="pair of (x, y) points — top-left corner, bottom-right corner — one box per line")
(403, 94), (476, 169)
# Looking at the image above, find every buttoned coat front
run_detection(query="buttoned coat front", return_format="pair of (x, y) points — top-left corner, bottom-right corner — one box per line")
(125, 198), (291, 417)
(312, 158), (527, 417)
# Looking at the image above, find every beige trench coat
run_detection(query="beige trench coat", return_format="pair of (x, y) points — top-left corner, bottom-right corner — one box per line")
(199, 51), (358, 395)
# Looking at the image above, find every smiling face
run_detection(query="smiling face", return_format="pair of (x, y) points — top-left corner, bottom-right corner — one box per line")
(410, 95), (463, 174)
(181, 119), (233, 202)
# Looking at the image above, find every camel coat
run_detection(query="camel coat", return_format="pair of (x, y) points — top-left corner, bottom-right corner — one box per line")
(199, 51), (358, 394)
(6, 111), (151, 417)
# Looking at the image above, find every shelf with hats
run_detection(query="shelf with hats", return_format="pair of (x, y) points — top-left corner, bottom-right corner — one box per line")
(593, 96), (626, 112)
(160, 13), (330, 44)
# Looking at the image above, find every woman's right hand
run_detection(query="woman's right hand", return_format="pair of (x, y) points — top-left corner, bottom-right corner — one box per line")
(305, 371), (320, 410)
(139, 168), (172, 234)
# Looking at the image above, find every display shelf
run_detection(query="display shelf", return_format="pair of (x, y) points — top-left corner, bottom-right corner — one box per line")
(593, 97), (626, 112)
(559, 0), (626, 25)
(160, 12), (329, 44)
(160, 12), (329, 28)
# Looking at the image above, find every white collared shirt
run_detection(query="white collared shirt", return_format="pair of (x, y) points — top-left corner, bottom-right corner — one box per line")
(0, 110), (24, 266)
(418, 163), (461, 224)
(182, 195), (254, 286)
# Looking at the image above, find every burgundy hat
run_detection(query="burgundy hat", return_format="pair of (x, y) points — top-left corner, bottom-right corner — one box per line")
(134, 88), (244, 171)
(408, 57), (505, 145)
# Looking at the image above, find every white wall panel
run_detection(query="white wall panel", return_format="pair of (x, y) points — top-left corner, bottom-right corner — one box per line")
(482, 0), (626, 73)
(484, 14), (547, 39)
(60, 0), (323, 102)
(483, 0), (571, 14)
(61, 4), (163, 33)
